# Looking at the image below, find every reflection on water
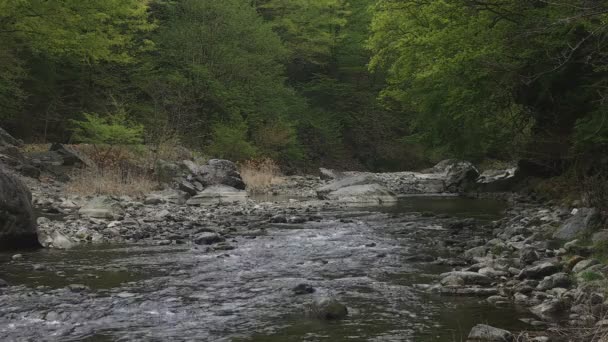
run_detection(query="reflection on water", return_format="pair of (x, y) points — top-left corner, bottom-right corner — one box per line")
(378, 196), (507, 219)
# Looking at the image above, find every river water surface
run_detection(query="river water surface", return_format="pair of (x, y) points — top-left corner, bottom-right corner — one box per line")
(0, 197), (533, 341)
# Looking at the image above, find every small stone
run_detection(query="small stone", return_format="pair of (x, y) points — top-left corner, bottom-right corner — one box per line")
(11, 254), (23, 261)
(292, 283), (315, 295)
(193, 232), (225, 245)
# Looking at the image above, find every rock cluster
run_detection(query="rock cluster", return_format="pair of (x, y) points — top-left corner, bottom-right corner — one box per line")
(428, 198), (608, 340)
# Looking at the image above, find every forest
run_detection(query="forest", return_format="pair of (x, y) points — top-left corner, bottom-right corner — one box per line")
(2, 0), (608, 175)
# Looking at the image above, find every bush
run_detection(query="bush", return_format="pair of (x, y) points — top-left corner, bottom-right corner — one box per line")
(71, 112), (144, 146)
(70, 111), (145, 170)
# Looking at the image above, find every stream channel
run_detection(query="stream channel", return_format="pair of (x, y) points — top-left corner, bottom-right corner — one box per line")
(0, 197), (535, 341)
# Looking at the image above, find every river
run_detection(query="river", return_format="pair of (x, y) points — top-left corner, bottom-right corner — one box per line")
(0, 197), (535, 341)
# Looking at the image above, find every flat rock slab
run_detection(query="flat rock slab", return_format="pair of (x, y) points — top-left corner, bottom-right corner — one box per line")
(324, 183), (398, 204)
(186, 185), (248, 205)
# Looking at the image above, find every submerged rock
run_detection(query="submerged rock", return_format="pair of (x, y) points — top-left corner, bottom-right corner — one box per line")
(467, 324), (513, 341)
(292, 283), (315, 295)
(193, 232), (225, 245)
(0, 165), (39, 249)
(309, 299), (348, 320)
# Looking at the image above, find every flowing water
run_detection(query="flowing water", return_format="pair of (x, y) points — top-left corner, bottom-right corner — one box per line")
(0, 197), (534, 341)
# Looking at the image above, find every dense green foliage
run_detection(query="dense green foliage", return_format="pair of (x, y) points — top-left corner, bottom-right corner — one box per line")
(3, 0), (608, 173)
(369, 0), (608, 165)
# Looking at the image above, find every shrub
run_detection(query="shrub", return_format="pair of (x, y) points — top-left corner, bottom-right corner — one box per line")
(208, 122), (257, 162)
(71, 112), (144, 146)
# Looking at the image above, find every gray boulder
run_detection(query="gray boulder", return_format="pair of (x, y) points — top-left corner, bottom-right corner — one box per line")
(186, 185), (248, 205)
(444, 161), (479, 191)
(536, 272), (571, 291)
(467, 324), (513, 341)
(0, 166), (39, 248)
(531, 299), (566, 320)
(197, 159), (245, 190)
(323, 184), (398, 204)
(518, 262), (561, 280)
(78, 196), (123, 219)
(553, 208), (601, 240)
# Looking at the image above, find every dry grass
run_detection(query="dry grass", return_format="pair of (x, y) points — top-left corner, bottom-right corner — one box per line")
(21, 143), (51, 153)
(238, 158), (284, 193)
(66, 167), (157, 197)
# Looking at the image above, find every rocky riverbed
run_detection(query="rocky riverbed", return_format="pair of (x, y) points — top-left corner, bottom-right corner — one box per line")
(2, 193), (539, 342)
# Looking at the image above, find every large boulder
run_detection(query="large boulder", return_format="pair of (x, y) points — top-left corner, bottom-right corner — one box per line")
(197, 159), (245, 190)
(553, 208), (600, 240)
(0, 166), (39, 248)
(186, 185), (248, 205)
(324, 184), (398, 204)
(444, 161), (480, 192)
